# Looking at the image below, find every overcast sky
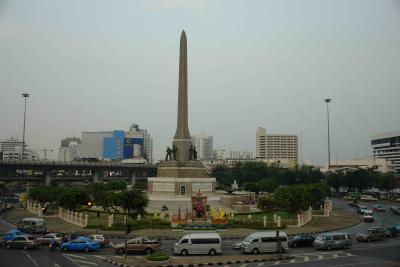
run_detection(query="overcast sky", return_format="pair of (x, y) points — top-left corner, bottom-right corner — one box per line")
(1, 0), (399, 164)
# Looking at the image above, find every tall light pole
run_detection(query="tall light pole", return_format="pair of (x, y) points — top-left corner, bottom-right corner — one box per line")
(21, 93), (30, 161)
(324, 98), (332, 172)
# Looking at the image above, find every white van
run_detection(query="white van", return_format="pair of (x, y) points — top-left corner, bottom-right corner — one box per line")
(241, 231), (289, 254)
(17, 218), (47, 234)
(173, 233), (222, 256)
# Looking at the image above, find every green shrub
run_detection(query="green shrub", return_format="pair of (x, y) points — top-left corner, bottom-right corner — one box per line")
(147, 252), (169, 261)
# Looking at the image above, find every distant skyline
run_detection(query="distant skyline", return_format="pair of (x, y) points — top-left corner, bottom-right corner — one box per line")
(1, 0), (399, 164)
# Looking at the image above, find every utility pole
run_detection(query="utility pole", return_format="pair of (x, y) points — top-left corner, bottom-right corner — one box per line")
(21, 93), (30, 160)
(324, 98), (332, 172)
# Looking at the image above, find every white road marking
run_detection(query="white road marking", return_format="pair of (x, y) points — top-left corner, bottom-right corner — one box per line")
(23, 251), (39, 267)
(257, 263), (264, 266)
(92, 255), (106, 259)
(239, 264), (247, 267)
(289, 259), (296, 263)
(303, 256), (309, 261)
(331, 261), (372, 267)
(64, 258), (97, 266)
(333, 253), (338, 258)
(64, 254), (87, 259)
(273, 261), (280, 265)
(54, 263), (61, 267)
(318, 255), (323, 260)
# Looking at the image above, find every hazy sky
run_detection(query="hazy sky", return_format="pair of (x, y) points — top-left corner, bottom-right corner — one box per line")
(1, 0), (399, 164)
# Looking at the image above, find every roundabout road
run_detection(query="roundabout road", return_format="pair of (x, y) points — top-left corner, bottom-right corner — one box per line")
(0, 199), (399, 267)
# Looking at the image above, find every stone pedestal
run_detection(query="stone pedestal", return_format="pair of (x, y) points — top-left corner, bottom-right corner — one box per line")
(148, 161), (215, 195)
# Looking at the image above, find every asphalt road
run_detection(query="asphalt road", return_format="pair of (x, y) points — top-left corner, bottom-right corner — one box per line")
(0, 199), (399, 267)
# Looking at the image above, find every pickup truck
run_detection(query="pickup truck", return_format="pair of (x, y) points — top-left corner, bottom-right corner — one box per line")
(114, 236), (161, 255)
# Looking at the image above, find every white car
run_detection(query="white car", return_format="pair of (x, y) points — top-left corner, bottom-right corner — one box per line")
(232, 241), (242, 249)
(88, 234), (109, 247)
(363, 210), (374, 222)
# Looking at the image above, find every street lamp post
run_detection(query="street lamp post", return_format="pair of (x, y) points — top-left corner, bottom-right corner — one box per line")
(324, 98), (332, 172)
(21, 93), (30, 161)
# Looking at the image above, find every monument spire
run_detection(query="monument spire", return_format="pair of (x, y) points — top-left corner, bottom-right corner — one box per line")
(174, 30), (190, 139)
(172, 30), (193, 161)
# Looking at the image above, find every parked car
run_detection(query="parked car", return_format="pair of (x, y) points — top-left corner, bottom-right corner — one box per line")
(356, 228), (386, 242)
(357, 205), (368, 214)
(232, 241), (242, 249)
(115, 236), (161, 255)
(17, 218), (47, 234)
(38, 233), (63, 245)
(378, 227), (398, 238)
(3, 230), (23, 242)
(390, 206), (400, 215)
(173, 233), (222, 256)
(373, 204), (386, 212)
(289, 235), (315, 248)
(313, 232), (352, 250)
(241, 231), (288, 254)
(363, 210), (374, 222)
(60, 239), (100, 252)
(5, 235), (41, 250)
(361, 195), (378, 201)
(88, 234), (109, 247)
(0, 233), (4, 247)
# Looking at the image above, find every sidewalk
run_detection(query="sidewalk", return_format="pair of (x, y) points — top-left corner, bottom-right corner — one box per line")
(105, 254), (294, 267)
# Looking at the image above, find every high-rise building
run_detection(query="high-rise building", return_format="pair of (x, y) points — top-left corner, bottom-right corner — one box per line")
(371, 130), (400, 172)
(256, 127), (298, 165)
(0, 137), (23, 152)
(229, 150), (253, 159)
(0, 137), (38, 160)
(78, 124), (153, 162)
(192, 132), (213, 160)
(79, 131), (113, 159)
(256, 127), (266, 158)
(58, 137), (81, 161)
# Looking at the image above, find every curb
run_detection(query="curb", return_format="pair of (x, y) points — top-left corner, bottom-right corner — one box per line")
(103, 255), (294, 267)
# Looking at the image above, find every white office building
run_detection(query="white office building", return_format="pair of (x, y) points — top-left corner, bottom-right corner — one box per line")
(256, 127), (298, 165)
(79, 131), (113, 159)
(58, 137), (81, 162)
(192, 132), (213, 160)
(128, 123), (153, 163)
(371, 131), (400, 172)
(321, 158), (395, 173)
(229, 150), (253, 159)
(0, 137), (38, 160)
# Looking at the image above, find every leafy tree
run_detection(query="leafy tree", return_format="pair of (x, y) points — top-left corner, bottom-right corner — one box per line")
(57, 187), (78, 210)
(307, 182), (330, 208)
(274, 184), (312, 212)
(29, 185), (56, 206)
(120, 188), (148, 218)
(98, 191), (123, 213)
(105, 180), (127, 191)
(57, 187), (90, 211)
(257, 195), (275, 211)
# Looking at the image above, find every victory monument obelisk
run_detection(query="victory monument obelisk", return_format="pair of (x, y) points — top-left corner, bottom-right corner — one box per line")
(148, 31), (216, 195)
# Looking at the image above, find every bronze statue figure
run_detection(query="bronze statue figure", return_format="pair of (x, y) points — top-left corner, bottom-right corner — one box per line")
(172, 145), (178, 160)
(165, 146), (172, 161)
(189, 145), (194, 160)
(193, 146), (197, 160)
